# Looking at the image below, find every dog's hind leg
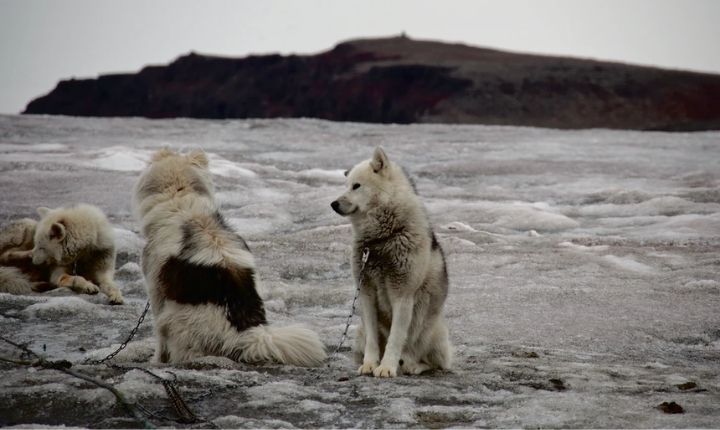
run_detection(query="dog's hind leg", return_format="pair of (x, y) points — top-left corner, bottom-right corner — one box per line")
(400, 354), (431, 375)
(96, 271), (124, 305)
(153, 318), (171, 363)
(423, 317), (453, 370)
(353, 322), (365, 365)
(0, 250), (33, 264)
(51, 267), (100, 295)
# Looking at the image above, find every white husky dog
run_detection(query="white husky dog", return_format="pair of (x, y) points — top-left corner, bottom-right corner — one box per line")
(332, 147), (452, 377)
(134, 148), (326, 366)
(7, 205), (125, 304)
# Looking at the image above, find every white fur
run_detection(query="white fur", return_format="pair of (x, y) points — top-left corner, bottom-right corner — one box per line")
(333, 147), (452, 377)
(0, 267), (34, 294)
(30, 204), (124, 304)
(135, 149), (326, 366)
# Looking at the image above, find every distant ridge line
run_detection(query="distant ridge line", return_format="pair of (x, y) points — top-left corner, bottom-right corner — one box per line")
(24, 36), (720, 131)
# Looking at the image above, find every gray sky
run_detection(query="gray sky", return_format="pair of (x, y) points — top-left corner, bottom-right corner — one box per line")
(1, 0), (719, 114)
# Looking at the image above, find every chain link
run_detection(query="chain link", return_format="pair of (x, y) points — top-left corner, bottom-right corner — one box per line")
(328, 247), (370, 360)
(84, 301), (151, 365)
(79, 300), (217, 428)
(74, 247), (372, 423)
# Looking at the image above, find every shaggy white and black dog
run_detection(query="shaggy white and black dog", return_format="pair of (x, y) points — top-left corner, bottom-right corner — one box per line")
(134, 148), (326, 366)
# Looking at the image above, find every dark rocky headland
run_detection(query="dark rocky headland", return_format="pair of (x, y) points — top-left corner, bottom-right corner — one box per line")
(24, 36), (720, 130)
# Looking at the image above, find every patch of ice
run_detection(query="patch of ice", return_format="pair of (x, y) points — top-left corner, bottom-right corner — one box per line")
(228, 212), (293, 236)
(0, 142), (68, 152)
(208, 155), (257, 178)
(113, 228), (143, 253)
(86, 146), (151, 172)
(603, 255), (656, 275)
(113, 369), (167, 401)
(23, 296), (104, 319)
(442, 222), (479, 232)
(443, 236), (478, 250)
(296, 168), (345, 182)
(296, 399), (344, 421)
(213, 416), (296, 429)
(245, 381), (312, 407)
(2, 425), (85, 429)
(493, 204), (579, 232)
(386, 398), (416, 424)
(584, 189), (653, 204)
(83, 339), (154, 363)
(578, 196), (717, 218)
(115, 262), (142, 278)
(184, 356), (241, 370)
(682, 279), (720, 291)
(558, 241), (609, 252)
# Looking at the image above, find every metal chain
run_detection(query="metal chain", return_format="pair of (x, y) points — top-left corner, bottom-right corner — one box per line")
(328, 247), (370, 360)
(106, 363), (218, 428)
(83, 301), (151, 365)
(71, 247), (372, 424)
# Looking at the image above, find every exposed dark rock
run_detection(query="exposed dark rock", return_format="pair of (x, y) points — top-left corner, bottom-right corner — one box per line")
(512, 351), (539, 358)
(676, 381), (697, 390)
(549, 378), (567, 391)
(23, 36), (720, 130)
(657, 401), (684, 414)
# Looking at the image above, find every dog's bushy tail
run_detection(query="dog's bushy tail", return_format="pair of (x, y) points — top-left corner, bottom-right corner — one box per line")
(0, 267), (34, 295)
(231, 324), (326, 367)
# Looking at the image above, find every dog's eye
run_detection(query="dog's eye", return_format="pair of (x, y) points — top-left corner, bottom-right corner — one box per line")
(352, 183), (361, 190)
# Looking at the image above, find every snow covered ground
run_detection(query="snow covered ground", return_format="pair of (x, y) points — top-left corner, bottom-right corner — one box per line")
(0, 114), (719, 428)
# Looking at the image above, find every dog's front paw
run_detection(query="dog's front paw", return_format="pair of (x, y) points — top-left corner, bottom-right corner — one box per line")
(108, 293), (124, 305)
(358, 361), (379, 375)
(59, 275), (99, 294)
(75, 280), (99, 295)
(80, 282), (100, 295)
(373, 364), (397, 378)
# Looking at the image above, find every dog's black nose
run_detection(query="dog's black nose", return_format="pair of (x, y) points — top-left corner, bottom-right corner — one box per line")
(331, 201), (340, 211)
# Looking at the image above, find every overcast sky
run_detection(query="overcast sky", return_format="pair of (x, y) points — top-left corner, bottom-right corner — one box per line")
(1, 0), (719, 114)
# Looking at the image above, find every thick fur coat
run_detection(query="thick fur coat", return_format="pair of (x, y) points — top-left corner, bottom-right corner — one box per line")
(0, 218), (48, 294)
(134, 148), (326, 366)
(332, 147), (452, 377)
(0, 206), (124, 305)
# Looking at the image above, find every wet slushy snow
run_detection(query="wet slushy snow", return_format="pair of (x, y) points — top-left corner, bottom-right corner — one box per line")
(0, 115), (719, 428)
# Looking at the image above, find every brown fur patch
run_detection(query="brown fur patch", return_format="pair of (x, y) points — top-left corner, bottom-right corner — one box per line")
(158, 257), (267, 333)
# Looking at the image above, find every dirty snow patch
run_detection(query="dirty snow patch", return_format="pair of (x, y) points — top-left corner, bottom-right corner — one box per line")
(603, 255), (656, 275)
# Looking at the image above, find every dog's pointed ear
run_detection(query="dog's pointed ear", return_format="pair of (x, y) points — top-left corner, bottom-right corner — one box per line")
(188, 149), (209, 168)
(37, 207), (52, 218)
(49, 222), (66, 241)
(370, 146), (389, 173)
(152, 148), (175, 162)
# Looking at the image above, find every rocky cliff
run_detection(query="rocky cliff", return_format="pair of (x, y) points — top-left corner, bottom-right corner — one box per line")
(23, 36), (720, 130)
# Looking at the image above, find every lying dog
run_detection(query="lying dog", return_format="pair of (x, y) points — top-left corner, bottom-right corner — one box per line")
(32, 205), (124, 304)
(1, 207), (124, 305)
(332, 147), (452, 377)
(134, 148), (326, 366)
(0, 218), (50, 294)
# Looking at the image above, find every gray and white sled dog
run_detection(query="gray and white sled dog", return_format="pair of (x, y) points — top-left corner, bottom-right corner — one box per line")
(134, 148), (326, 366)
(331, 147), (452, 377)
(0, 206), (124, 305)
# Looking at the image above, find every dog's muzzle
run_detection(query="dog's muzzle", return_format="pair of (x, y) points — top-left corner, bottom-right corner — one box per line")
(331, 200), (342, 214)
